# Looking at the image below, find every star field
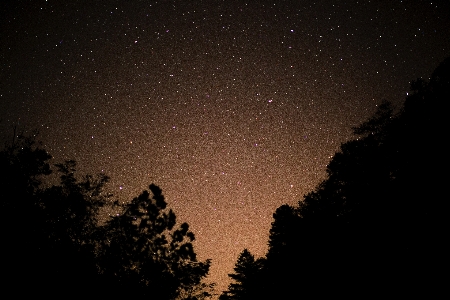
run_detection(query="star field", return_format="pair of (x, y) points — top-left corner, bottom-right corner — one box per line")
(1, 0), (449, 294)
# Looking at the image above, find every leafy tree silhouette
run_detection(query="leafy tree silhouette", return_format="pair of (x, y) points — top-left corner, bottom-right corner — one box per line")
(0, 132), (54, 293)
(178, 280), (216, 300)
(38, 160), (109, 246)
(0, 130), (51, 201)
(219, 249), (264, 300)
(257, 56), (450, 298)
(97, 184), (211, 299)
(0, 133), (212, 298)
(33, 160), (111, 294)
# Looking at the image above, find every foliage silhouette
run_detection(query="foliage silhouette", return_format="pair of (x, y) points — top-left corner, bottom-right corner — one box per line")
(219, 249), (264, 300)
(226, 56), (450, 298)
(0, 130), (51, 199)
(0, 132), (54, 293)
(0, 133), (212, 298)
(97, 184), (211, 298)
(33, 160), (111, 294)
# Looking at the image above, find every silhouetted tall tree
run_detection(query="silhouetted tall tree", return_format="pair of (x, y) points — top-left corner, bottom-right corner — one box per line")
(219, 249), (264, 300)
(98, 184), (211, 299)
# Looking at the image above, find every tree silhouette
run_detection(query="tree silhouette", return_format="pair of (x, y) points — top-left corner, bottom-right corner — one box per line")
(98, 184), (211, 299)
(177, 281), (216, 300)
(219, 249), (264, 300)
(31, 160), (111, 294)
(257, 56), (450, 298)
(0, 133), (212, 298)
(0, 132), (54, 294)
(0, 130), (51, 204)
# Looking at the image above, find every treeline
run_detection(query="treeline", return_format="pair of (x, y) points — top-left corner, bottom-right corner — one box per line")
(220, 57), (449, 299)
(0, 136), (212, 298)
(2, 57), (448, 298)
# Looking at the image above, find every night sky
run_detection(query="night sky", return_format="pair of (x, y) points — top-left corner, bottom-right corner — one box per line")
(1, 0), (449, 293)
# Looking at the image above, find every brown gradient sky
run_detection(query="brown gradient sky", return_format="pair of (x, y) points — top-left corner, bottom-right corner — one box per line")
(1, 0), (449, 294)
